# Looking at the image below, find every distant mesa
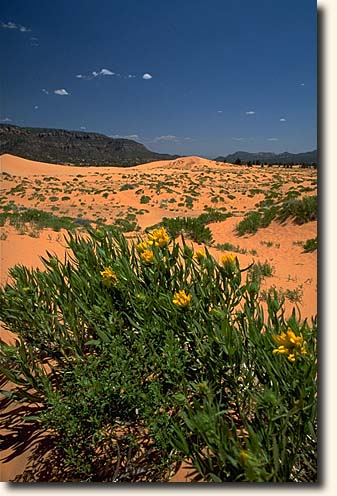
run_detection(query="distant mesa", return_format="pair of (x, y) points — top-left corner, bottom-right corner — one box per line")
(0, 124), (180, 167)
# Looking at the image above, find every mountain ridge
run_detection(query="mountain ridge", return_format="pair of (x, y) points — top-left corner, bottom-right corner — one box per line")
(215, 149), (317, 165)
(0, 124), (179, 166)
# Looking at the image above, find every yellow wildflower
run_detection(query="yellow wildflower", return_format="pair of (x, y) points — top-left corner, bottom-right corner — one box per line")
(239, 450), (250, 465)
(193, 250), (206, 262)
(100, 266), (118, 287)
(221, 253), (237, 266)
(272, 328), (306, 362)
(136, 240), (149, 253)
(140, 249), (154, 264)
(173, 290), (192, 308)
(147, 227), (170, 248)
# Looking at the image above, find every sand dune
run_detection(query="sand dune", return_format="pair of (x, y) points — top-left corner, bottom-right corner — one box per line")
(0, 152), (317, 481)
(0, 153), (224, 176)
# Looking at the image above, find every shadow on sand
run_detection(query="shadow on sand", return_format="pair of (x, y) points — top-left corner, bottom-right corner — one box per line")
(0, 375), (68, 482)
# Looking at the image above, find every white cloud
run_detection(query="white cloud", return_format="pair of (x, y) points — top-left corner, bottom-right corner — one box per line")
(280, 118), (286, 122)
(34, 105), (39, 109)
(1, 21), (31, 32)
(300, 82), (305, 86)
(80, 126), (86, 130)
(30, 36), (39, 46)
(42, 88), (49, 94)
(232, 137), (245, 141)
(77, 68), (115, 80)
(267, 137), (279, 141)
(245, 110), (255, 115)
(111, 134), (140, 140)
(92, 68), (114, 77)
(100, 68), (114, 76)
(128, 74), (136, 78)
(184, 137), (196, 142)
(125, 134), (139, 140)
(142, 73), (153, 80)
(217, 110), (223, 114)
(0, 117), (12, 122)
(54, 89), (70, 96)
(154, 135), (179, 142)
(1, 21), (17, 29)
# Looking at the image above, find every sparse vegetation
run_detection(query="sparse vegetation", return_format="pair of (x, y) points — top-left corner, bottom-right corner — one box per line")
(303, 237), (318, 252)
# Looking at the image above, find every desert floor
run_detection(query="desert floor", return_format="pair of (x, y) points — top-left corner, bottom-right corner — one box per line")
(0, 153), (317, 482)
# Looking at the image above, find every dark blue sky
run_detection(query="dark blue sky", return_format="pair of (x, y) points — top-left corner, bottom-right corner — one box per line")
(0, 0), (317, 157)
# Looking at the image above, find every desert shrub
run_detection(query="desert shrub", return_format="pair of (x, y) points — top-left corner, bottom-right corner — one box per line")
(113, 217), (140, 232)
(140, 195), (151, 204)
(215, 242), (247, 254)
(236, 211), (261, 235)
(149, 210), (232, 245)
(149, 217), (213, 244)
(303, 237), (318, 252)
(236, 195), (317, 236)
(0, 228), (317, 482)
(248, 260), (274, 285)
(277, 196), (317, 225)
(0, 207), (78, 232)
(120, 183), (136, 191)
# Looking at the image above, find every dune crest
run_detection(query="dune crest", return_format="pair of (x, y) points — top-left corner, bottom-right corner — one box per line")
(0, 153), (226, 176)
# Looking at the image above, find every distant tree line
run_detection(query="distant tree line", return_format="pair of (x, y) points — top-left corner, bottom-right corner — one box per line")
(234, 158), (317, 169)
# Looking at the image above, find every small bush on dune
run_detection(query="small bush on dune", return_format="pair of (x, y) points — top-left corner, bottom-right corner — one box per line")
(303, 237), (318, 252)
(278, 195), (317, 225)
(0, 228), (317, 482)
(149, 209), (232, 245)
(236, 195), (317, 236)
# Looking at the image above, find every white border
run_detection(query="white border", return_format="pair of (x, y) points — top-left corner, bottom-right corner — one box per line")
(0, 0), (332, 494)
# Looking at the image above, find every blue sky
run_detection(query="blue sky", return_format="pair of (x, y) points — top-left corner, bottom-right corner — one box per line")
(0, 0), (317, 157)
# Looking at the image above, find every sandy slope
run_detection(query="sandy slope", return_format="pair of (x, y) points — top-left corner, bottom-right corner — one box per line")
(0, 153), (317, 482)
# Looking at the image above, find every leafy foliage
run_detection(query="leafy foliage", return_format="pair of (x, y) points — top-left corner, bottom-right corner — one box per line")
(0, 228), (317, 482)
(303, 237), (318, 253)
(148, 209), (232, 245)
(236, 196), (317, 236)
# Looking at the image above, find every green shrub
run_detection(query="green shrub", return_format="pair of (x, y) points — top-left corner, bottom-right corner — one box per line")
(248, 260), (274, 283)
(120, 183), (136, 191)
(303, 237), (318, 252)
(140, 195), (151, 204)
(0, 228), (317, 482)
(236, 211), (261, 235)
(149, 216), (213, 244)
(0, 207), (78, 232)
(277, 196), (317, 225)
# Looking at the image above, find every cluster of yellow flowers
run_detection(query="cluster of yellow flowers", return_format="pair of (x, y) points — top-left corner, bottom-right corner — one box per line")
(136, 241), (149, 253)
(221, 253), (237, 267)
(193, 250), (206, 262)
(136, 227), (170, 264)
(147, 227), (170, 248)
(172, 289), (192, 308)
(100, 266), (118, 287)
(272, 328), (306, 362)
(140, 249), (154, 264)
